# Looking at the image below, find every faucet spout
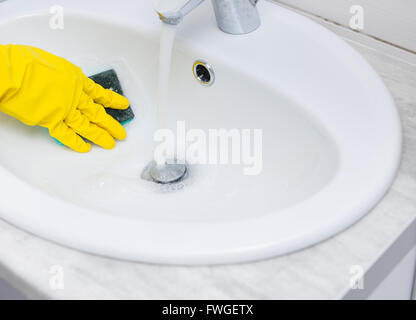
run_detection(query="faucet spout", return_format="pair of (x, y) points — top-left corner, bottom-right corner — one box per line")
(155, 0), (261, 35)
(155, 0), (205, 25)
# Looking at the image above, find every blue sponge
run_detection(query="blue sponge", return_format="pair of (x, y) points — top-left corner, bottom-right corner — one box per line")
(89, 69), (135, 124)
(54, 69), (134, 146)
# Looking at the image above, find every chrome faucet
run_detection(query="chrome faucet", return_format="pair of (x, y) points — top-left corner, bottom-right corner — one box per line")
(155, 0), (260, 35)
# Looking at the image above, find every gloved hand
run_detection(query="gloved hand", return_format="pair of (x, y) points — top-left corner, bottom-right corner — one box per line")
(0, 44), (130, 153)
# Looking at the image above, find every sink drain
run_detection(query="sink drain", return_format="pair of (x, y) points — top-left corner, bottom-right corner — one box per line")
(150, 163), (187, 184)
(193, 60), (215, 86)
(142, 160), (188, 184)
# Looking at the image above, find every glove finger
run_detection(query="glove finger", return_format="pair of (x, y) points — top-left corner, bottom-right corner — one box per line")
(77, 95), (127, 141)
(83, 76), (130, 110)
(49, 122), (91, 153)
(65, 109), (116, 150)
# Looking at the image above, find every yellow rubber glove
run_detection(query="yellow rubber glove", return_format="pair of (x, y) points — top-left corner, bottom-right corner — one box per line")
(0, 44), (130, 153)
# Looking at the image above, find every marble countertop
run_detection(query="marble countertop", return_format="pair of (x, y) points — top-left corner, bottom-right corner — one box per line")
(0, 8), (415, 300)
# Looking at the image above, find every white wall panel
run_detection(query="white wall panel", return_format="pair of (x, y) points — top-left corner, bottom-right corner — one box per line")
(272, 0), (416, 52)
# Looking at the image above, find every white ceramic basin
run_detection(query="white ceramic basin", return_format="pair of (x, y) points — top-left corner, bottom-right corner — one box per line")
(0, 0), (401, 264)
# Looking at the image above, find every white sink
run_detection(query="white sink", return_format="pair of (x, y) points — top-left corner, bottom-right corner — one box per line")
(0, 0), (401, 264)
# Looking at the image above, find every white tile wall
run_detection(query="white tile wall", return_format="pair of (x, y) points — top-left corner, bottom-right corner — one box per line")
(271, 0), (416, 53)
